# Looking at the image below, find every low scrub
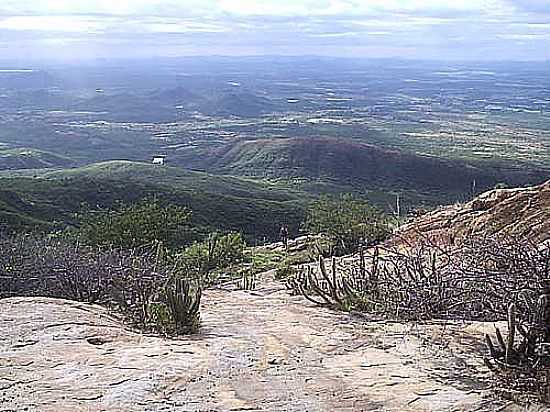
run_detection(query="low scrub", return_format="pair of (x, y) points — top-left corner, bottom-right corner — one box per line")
(174, 232), (246, 286)
(288, 235), (549, 320)
(0, 234), (201, 335)
(286, 234), (550, 402)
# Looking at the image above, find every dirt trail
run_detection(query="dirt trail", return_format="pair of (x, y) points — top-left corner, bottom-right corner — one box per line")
(0, 271), (528, 411)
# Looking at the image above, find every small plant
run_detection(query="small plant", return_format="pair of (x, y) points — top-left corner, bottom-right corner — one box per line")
(239, 270), (257, 291)
(164, 277), (201, 334)
(485, 293), (550, 403)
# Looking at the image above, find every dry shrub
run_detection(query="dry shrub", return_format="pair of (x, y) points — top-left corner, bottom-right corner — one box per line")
(0, 234), (201, 335)
(287, 233), (550, 402)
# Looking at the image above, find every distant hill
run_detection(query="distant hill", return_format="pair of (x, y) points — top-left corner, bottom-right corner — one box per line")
(148, 86), (199, 106)
(0, 148), (74, 170)
(40, 161), (303, 202)
(0, 70), (57, 89)
(198, 92), (276, 117)
(76, 88), (275, 121)
(202, 137), (505, 194)
(0, 161), (305, 241)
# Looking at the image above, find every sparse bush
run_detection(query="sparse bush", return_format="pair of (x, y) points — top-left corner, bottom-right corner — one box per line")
(287, 234), (550, 320)
(304, 194), (389, 256)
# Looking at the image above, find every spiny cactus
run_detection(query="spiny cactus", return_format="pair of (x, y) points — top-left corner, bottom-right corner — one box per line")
(485, 292), (550, 403)
(287, 255), (369, 311)
(506, 302), (516, 364)
(165, 277), (201, 334)
(240, 271), (257, 291)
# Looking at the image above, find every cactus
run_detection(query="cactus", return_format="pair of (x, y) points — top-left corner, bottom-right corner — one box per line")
(240, 271), (257, 291)
(288, 255), (375, 311)
(506, 302), (516, 364)
(165, 277), (201, 334)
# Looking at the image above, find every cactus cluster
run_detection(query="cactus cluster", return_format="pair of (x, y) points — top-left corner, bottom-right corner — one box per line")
(239, 271), (257, 291)
(165, 277), (202, 334)
(485, 292), (550, 402)
(287, 254), (373, 312)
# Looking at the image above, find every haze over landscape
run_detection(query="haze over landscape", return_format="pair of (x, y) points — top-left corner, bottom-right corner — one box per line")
(1, 1), (550, 411)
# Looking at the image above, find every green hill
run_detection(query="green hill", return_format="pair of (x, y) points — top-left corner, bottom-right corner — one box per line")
(200, 137), (546, 197)
(0, 148), (74, 170)
(40, 160), (302, 202)
(0, 161), (306, 241)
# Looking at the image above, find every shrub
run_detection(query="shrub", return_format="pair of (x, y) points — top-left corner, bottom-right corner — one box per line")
(78, 199), (193, 249)
(0, 234), (201, 335)
(175, 232), (246, 285)
(304, 194), (389, 256)
(287, 234), (550, 320)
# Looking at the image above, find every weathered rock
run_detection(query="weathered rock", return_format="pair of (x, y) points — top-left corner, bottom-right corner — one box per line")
(396, 180), (550, 246)
(0, 275), (530, 411)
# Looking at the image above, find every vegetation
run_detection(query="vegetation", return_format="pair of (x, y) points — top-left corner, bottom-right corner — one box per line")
(0, 147), (74, 170)
(287, 235), (548, 318)
(0, 234), (202, 335)
(304, 194), (389, 255)
(209, 137), (504, 196)
(175, 232), (247, 285)
(0, 161), (306, 242)
(78, 199), (193, 249)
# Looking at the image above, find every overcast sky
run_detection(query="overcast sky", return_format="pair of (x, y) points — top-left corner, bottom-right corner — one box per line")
(1, 0), (550, 61)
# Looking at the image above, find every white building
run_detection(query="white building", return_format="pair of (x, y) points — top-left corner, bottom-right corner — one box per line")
(152, 156), (166, 166)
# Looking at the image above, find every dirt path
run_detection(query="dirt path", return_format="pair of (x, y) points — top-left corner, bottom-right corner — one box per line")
(0, 271), (523, 411)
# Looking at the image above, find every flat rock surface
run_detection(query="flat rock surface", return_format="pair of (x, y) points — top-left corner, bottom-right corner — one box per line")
(0, 273), (533, 411)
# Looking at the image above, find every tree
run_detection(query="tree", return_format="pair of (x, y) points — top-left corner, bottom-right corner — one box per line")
(304, 194), (388, 256)
(78, 199), (192, 249)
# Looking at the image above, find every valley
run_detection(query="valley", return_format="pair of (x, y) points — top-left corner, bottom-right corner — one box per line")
(0, 57), (549, 236)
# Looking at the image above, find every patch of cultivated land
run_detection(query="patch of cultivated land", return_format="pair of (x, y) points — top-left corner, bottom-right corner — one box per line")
(1, 271), (519, 412)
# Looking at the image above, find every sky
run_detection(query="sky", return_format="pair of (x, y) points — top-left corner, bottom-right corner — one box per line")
(1, 0), (550, 61)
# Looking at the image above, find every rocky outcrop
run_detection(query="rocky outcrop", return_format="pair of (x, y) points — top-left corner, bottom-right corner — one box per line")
(396, 180), (550, 246)
(0, 275), (510, 411)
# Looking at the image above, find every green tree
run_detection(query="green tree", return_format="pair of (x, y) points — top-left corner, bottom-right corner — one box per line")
(304, 194), (388, 256)
(78, 199), (193, 249)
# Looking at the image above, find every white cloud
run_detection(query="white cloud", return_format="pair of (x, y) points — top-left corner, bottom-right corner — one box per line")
(0, 0), (512, 17)
(0, 16), (107, 33)
(143, 20), (228, 33)
(498, 33), (550, 39)
(0, 0), (549, 60)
